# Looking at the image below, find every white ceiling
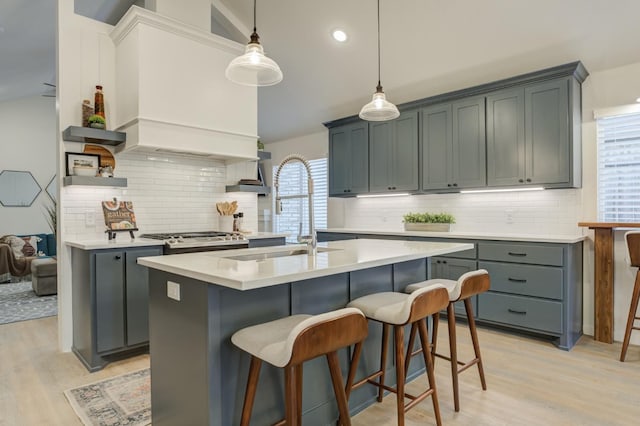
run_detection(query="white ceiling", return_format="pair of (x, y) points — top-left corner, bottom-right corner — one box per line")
(3, 0), (640, 143)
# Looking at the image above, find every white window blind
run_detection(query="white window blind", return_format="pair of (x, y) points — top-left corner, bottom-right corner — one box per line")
(597, 112), (640, 222)
(273, 158), (328, 243)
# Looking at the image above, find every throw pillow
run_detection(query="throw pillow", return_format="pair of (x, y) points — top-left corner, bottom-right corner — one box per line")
(0, 235), (41, 258)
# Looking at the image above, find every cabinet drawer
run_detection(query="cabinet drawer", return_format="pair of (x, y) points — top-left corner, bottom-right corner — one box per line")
(410, 238), (476, 259)
(479, 261), (563, 300)
(478, 242), (563, 266)
(478, 292), (562, 334)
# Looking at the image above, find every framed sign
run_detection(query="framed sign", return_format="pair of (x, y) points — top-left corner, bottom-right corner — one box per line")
(65, 152), (100, 176)
(102, 200), (137, 230)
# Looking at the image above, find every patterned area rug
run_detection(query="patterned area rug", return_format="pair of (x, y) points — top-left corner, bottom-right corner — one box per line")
(65, 368), (151, 426)
(0, 281), (57, 324)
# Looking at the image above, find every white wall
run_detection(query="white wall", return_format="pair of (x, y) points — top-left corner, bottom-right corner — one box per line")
(0, 95), (56, 235)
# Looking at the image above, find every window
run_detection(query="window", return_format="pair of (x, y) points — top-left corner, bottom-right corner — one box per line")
(597, 111), (640, 222)
(273, 158), (328, 243)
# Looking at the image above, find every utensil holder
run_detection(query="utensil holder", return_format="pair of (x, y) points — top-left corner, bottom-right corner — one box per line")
(219, 215), (233, 232)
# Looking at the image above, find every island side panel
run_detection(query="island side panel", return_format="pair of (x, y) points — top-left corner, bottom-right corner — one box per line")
(291, 273), (352, 424)
(148, 270), (215, 426)
(348, 264), (395, 414)
(218, 284), (291, 426)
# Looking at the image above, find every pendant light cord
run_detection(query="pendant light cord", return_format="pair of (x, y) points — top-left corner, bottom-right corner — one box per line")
(253, 0), (257, 33)
(377, 0), (382, 90)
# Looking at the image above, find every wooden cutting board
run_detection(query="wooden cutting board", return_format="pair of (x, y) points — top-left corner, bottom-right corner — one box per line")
(83, 144), (115, 169)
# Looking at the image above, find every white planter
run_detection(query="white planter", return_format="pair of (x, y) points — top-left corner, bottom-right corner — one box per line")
(404, 223), (451, 232)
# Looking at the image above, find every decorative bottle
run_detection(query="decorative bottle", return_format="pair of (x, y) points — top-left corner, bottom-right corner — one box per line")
(94, 85), (105, 119)
(82, 99), (93, 127)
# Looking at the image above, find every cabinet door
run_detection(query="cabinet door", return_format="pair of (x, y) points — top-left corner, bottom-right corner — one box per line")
(525, 78), (570, 185)
(369, 111), (419, 192)
(421, 104), (452, 190)
(95, 251), (125, 353)
(486, 88), (525, 186)
(391, 111), (419, 191)
(369, 120), (393, 192)
(452, 97), (486, 188)
(125, 248), (161, 346)
(329, 122), (369, 196)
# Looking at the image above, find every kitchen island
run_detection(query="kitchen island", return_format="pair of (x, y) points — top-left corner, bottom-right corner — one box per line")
(138, 238), (472, 425)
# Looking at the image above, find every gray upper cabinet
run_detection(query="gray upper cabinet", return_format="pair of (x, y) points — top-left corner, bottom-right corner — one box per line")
(421, 97), (486, 191)
(328, 121), (369, 196)
(487, 77), (578, 188)
(369, 110), (419, 193)
(326, 62), (587, 195)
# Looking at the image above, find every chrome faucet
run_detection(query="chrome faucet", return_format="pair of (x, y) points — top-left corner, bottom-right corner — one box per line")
(274, 154), (317, 255)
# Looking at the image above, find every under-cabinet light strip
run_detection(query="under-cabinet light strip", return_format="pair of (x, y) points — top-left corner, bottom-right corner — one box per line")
(356, 193), (410, 198)
(460, 187), (544, 194)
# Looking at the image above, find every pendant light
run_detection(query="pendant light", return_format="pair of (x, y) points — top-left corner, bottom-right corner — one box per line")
(359, 0), (400, 121)
(225, 0), (283, 86)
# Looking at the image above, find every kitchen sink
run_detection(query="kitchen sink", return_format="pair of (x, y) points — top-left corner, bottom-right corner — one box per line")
(224, 247), (340, 261)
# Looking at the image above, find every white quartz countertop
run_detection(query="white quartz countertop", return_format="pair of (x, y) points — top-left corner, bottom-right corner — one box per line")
(137, 239), (474, 291)
(65, 232), (287, 250)
(65, 238), (164, 250)
(319, 228), (586, 244)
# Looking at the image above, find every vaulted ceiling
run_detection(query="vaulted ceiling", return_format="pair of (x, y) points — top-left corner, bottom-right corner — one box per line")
(3, 0), (640, 143)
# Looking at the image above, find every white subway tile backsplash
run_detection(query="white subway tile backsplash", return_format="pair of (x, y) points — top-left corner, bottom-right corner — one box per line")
(339, 188), (581, 236)
(62, 151), (258, 240)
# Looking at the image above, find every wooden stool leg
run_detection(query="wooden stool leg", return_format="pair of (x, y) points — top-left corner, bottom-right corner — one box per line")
(284, 365), (297, 425)
(394, 325), (406, 426)
(447, 303), (460, 412)
(432, 312), (440, 361)
(327, 351), (352, 426)
(345, 342), (363, 401)
(296, 364), (303, 424)
(378, 323), (390, 403)
(240, 356), (262, 426)
(621, 272), (640, 361)
(404, 322), (418, 376)
(418, 318), (442, 426)
(465, 298), (487, 389)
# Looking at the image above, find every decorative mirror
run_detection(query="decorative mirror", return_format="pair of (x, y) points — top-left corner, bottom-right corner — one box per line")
(46, 175), (57, 202)
(0, 170), (42, 207)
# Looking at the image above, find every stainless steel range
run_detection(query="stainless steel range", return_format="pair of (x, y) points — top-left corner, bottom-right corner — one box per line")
(139, 231), (249, 254)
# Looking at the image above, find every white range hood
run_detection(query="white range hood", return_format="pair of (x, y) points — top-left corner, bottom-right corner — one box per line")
(110, 6), (258, 162)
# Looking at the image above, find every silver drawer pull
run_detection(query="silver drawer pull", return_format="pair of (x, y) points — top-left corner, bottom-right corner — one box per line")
(508, 277), (527, 283)
(508, 252), (527, 257)
(508, 308), (527, 315)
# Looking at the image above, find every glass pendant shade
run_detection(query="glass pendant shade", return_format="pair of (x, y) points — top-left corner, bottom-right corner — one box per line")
(359, 86), (400, 121)
(225, 40), (283, 87)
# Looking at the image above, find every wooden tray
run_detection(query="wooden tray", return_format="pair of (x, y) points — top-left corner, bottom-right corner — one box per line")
(83, 144), (115, 169)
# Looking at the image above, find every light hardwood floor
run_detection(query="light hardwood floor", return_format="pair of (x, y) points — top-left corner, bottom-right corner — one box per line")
(1, 316), (639, 425)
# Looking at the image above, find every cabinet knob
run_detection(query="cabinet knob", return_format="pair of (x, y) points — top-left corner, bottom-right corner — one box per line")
(442, 260), (447, 264)
(526, 178), (532, 183)
(115, 255), (121, 260)
(518, 179), (524, 183)
(447, 184), (452, 187)
(452, 183), (458, 187)
(436, 260), (441, 264)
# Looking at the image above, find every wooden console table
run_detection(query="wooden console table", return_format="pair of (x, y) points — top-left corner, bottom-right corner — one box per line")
(578, 222), (640, 343)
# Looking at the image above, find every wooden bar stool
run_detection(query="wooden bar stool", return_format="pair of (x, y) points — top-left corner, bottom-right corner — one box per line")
(405, 269), (490, 412)
(231, 307), (368, 426)
(621, 231), (640, 361)
(346, 284), (449, 426)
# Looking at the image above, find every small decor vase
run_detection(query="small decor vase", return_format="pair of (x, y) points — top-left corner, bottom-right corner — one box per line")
(404, 223), (451, 232)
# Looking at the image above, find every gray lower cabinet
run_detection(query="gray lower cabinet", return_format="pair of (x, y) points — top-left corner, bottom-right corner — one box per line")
(369, 110), (419, 193)
(421, 97), (486, 191)
(317, 232), (583, 349)
(487, 77), (580, 188)
(328, 121), (369, 196)
(72, 245), (162, 371)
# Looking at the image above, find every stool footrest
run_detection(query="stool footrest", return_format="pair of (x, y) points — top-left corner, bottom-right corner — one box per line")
(457, 358), (480, 374)
(352, 371), (383, 390)
(434, 352), (465, 367)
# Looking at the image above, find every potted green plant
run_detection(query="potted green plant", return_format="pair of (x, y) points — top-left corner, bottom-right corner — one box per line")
(87, 114), (106, 129)
(402, 212), (455, 232)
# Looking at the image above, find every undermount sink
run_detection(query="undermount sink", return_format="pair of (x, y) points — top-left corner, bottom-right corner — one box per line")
(224, 247), (340, 262)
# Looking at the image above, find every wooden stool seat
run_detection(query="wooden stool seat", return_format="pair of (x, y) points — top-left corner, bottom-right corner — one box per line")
(232, 307), (368, 426)
(621, 231), (640, 362)
(405, 269), (490, 412)
(347, 284), (449, 426)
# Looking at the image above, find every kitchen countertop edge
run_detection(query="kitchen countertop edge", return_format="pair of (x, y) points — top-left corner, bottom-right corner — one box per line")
(319, 228), (586, 244)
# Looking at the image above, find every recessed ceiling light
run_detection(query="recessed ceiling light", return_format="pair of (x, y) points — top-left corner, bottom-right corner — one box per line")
(636, 97), (640, 103)
(332, 29), (348, 42)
